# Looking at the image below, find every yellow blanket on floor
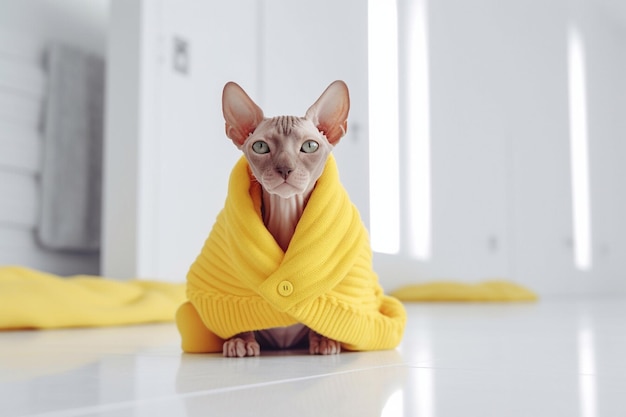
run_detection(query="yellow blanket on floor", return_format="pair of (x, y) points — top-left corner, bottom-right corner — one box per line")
(0, 266), (535, 332)
(0, 266), (185, 330)
(391, 280), (537, 302)
(178, 155), (408, 353)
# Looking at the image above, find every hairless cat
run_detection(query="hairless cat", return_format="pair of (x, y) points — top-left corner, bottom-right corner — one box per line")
(221, 81), (349, 357)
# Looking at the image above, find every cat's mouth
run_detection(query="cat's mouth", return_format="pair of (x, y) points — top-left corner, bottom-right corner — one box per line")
(266, 181), (304, 198)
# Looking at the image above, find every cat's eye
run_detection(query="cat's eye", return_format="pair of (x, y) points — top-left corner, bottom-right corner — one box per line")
(252, 141), (270, 154)
(300, 140), (319, 153)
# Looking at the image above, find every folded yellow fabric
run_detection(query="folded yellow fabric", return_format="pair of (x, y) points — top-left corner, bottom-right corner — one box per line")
(0, 266), (185, 329)
(178, 155), (407, 353)
(391, 280), (538, 302)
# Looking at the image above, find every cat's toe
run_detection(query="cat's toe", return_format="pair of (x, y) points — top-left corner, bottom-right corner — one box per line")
(222, 338), (239, 357)
(309, 331), (341, 355)
(223, 338), (260, 357)
(246, 341), (261, 357)
(319, 338), (341, 355)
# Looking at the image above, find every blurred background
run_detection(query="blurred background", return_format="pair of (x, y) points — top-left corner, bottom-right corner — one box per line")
(0, 0), (624, 297)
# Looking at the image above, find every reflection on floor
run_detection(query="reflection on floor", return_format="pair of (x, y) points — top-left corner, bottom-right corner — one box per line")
(1, 298), (625, 417)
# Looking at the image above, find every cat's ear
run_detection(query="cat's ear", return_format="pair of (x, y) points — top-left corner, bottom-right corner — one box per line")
(222, 82), (264, 148)
(305, 80), (350, 145)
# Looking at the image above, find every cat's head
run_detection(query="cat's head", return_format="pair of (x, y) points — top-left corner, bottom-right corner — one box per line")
(222, 81), (350, 199)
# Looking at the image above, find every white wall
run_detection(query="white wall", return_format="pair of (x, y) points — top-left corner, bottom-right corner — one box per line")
(0, 0), (107, 275)
(377, 0), (626, 296)
(0, 0), (108, 55)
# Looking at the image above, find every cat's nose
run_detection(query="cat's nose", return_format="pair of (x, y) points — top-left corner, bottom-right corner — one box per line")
(276, 166), (293, 179)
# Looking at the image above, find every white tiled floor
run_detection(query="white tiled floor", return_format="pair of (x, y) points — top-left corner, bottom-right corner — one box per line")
(2, 298), (626, 417)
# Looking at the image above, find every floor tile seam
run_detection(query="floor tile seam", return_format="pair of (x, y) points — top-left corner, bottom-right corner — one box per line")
(181, 362), (408, 396)
(20, 364), (407, 417)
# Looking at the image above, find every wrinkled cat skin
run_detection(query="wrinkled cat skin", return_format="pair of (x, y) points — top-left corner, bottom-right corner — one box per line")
(221, 81), (350, 357)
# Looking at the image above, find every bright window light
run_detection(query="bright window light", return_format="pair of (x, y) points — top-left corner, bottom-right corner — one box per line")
(368, 0), (400, 254)
(567, 26), (592, 270)
(406, 0), (432, 261)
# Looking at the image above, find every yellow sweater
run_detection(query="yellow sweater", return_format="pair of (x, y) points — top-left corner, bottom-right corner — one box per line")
(176, 155), (406, 353)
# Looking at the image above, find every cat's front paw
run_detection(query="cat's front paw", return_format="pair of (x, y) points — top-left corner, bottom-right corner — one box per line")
(223, 332), (260, 357)
(308, 331), (341, 355)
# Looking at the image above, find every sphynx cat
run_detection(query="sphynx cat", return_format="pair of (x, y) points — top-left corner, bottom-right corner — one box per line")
(221, 80), (350, 357)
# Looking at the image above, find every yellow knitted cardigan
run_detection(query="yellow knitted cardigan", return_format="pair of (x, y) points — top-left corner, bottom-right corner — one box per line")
(176, 155), (406, 353)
